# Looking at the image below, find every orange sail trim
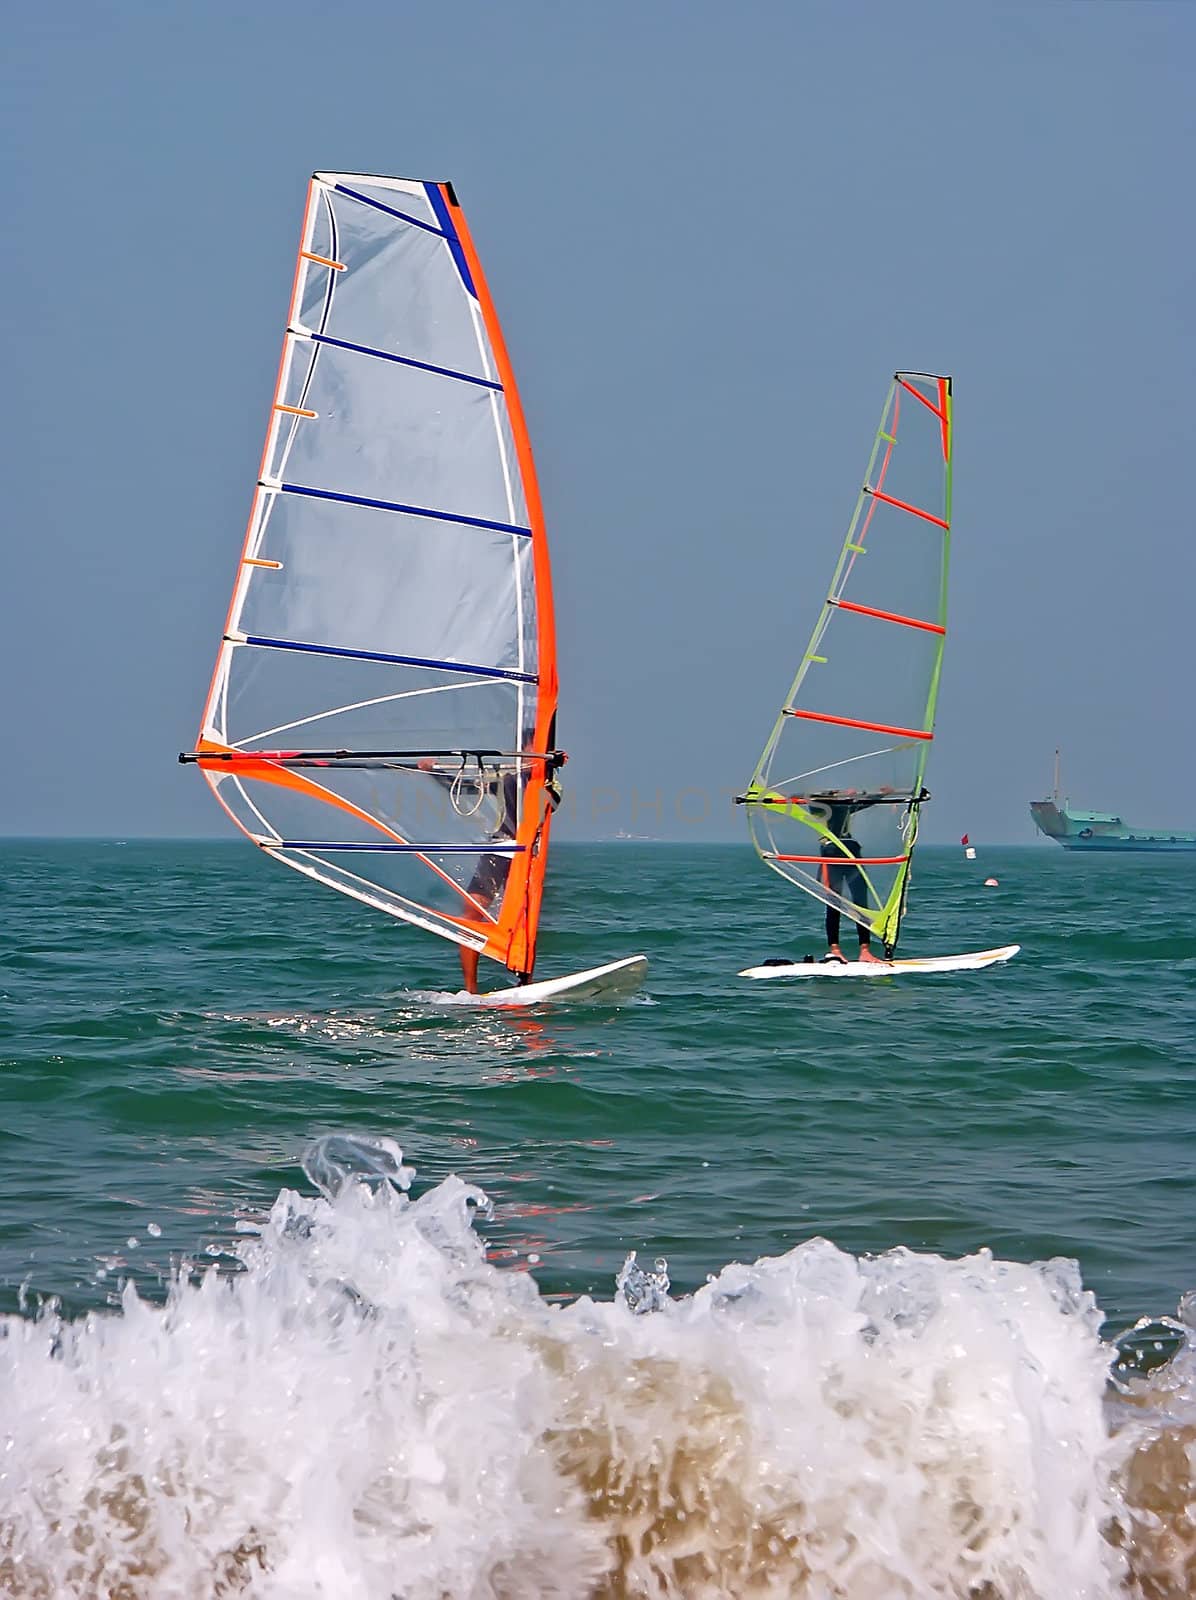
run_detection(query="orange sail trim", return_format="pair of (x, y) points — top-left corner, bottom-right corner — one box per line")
(195, 739), (493, 934)
(443, 184), (559, 977)
(938, 377), (951, 463)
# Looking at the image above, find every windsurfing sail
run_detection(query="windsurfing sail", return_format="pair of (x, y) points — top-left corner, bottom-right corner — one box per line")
(738, 372), (952, 954)
(180, 172), (559, 980)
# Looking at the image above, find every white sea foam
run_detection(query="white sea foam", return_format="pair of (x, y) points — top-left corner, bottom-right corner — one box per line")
(0, 1134), (1185, 1597)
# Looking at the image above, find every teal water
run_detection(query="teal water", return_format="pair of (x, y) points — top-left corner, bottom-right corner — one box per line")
(3, 840), (1193, 1327)
(3, 839), (1196, 1596)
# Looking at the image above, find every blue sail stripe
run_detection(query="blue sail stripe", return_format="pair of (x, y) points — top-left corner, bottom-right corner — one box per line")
(334, 184), (448, 238)
(282, 842), (523, 854)
(240, 634), (537, 684)
(275, 481), (530, 539)
(310, 332), (501, 392)
(424, 183), (476, 298)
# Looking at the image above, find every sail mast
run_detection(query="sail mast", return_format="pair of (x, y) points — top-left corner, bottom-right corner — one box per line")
(438, 186), (558, 978)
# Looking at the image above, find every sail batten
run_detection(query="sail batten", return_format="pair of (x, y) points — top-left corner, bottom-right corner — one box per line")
(744, 372), (953, 954)
(783, 708), (934, 741)
(305, 331), (504, 391)
(270, 481), (533, 537)
(189, 172), (559, 977)
(831, 598), (945, 635)
(333, 183), (450, 238)
(236, 636), (538, 684)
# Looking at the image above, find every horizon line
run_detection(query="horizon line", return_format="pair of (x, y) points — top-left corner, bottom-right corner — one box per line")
(0, 833), (1051, 848)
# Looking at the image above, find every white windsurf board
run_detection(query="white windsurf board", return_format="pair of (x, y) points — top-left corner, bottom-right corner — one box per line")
(739, 944), (1019, 980)
(474, 954), (649, 1007)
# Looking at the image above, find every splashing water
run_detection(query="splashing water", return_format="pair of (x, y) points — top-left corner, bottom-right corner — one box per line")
(1, 1136), (1194, 1597)
(616, 1249), (672, 1315)
(301, 1132), (415, 1200)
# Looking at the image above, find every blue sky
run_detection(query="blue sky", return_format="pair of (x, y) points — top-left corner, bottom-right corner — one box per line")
(3, 0), (1193, 841)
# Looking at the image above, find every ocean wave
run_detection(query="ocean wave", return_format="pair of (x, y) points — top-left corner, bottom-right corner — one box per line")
(0, 1134), (1192, 1598)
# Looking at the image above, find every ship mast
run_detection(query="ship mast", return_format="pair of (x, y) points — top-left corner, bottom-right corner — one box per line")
(1053, 747), (1061, 805)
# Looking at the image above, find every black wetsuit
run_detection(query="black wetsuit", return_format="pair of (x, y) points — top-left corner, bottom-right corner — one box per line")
(466, 771), (519, 907)
(808, 788), (927, 954)
(425, 766), (562, 909)
(816, 800), (874, 952)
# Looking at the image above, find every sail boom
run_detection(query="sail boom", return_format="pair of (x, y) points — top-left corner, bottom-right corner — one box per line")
(181, 747), (562, 766)
(269, 842), (525, 854)
(767, 853), (912, 865)
(738, 788), (923, 807)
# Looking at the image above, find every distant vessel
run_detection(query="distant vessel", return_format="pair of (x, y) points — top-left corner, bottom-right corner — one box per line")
(1030, 751), (1196, 852)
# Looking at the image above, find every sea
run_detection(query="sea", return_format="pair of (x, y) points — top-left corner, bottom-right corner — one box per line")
(2, 838), (1195, 1598)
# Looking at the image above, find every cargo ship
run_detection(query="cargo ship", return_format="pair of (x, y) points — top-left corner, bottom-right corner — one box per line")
(1030, 752), (1196, 852)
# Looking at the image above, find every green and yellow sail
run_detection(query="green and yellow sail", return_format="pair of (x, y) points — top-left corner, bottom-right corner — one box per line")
(740, 373), (953, 954)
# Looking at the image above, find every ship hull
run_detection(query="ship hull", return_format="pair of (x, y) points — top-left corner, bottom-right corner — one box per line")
(1030, 800), (1196, 851)
(1055, 837), (1196, 852)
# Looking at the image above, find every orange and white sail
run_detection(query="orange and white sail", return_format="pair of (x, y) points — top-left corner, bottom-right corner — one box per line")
(182, 173), (559, 979)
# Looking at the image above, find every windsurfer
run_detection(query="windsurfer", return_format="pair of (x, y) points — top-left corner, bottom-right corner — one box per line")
(811, 795), (886, 964)
(418, 757), (564, 994)
(417, 759), (515, 992)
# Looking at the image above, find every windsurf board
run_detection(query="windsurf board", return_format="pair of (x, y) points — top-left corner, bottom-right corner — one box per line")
(739, 945), (1019, 980)
(475, 954), (649, 1006)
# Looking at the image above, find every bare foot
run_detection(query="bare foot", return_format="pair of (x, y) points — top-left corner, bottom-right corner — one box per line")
(825, 945), (847, 962)
(857, 948), (885, 964)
